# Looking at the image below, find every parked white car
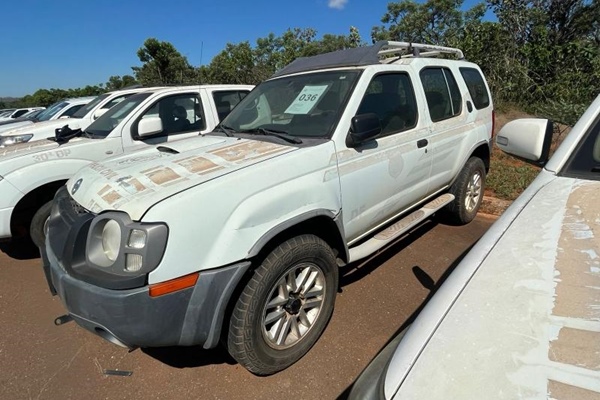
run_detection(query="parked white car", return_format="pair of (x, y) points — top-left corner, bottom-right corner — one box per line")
(0, 107), (45, 121)
(348, 94), (600, 399)
(0, 97), (95, 135)
(0, 88), (154, 147)
(44, 42), (495, 375)
(0, 84), (252, 249)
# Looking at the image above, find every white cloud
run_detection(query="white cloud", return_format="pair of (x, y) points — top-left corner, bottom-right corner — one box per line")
(328, 0), (348, 10)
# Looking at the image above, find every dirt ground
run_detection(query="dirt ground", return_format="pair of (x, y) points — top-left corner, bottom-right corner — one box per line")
(0, 215), (495, 400)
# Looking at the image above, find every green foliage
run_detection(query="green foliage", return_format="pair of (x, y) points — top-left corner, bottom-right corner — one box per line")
(132, 38), (196, 85)
(105, 75), (138, 91)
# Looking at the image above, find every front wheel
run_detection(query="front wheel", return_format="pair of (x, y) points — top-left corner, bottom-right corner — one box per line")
(227, 234), (339, 375)
(444, 157), (486, 225)
(30, 201), (53, 249)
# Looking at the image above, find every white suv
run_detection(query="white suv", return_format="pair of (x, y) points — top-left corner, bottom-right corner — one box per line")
(44, 41), (494, 375)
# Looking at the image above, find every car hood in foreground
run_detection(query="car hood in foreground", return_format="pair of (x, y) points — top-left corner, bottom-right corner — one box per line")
(67, 136), (297, 220)
(388, 172), (600, 399)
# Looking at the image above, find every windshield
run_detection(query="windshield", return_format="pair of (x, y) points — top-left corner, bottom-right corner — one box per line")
(220, 70), (360, 138)
(35, 101), (68, 121)
(72, 93), (110, 118)
(85, 93), (152, 138)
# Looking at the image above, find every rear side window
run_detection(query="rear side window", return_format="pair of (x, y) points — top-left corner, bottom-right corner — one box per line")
(213, 90), (249, 121)
(420, 68), (462, 122)
(459, 67), (490, 109)
(357, 73), (418, 136)
(60, 104), (84, 117)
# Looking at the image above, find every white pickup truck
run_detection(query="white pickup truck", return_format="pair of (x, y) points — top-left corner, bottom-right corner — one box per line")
(44, 42), (493, 375)
(0, 87), (154, 147)
(0, 97), (95, 137)
(0, 84), (252, 250)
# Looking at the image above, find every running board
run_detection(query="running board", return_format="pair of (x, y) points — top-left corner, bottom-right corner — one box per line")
(348, 193), (455, 263)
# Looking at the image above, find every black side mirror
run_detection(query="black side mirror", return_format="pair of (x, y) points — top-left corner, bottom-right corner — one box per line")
(346, 113), (381, 148)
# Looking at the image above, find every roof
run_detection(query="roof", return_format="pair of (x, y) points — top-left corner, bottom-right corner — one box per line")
(271, 41), (465, 78)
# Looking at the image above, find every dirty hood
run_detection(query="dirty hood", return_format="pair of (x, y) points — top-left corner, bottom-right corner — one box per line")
(67, 136), (297, 219)
(391, 175), (600, 399)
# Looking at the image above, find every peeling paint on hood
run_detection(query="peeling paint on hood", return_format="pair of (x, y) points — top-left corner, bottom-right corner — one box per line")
(394, 177), (600, 399)
(67, 136), (297, 219)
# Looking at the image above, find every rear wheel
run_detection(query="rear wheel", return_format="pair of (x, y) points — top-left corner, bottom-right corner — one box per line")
(30, 201), (53, 249)
(444, 157), (486, 225)
(227, 234), (338, 375)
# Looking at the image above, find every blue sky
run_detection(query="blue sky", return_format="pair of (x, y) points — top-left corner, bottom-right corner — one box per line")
(2, 0), (487, 97)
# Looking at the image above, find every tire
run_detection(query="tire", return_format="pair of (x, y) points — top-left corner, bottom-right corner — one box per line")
(30, 201), (53, 249)
(227, 234), (339, 375)
(444, 157), (486, 225)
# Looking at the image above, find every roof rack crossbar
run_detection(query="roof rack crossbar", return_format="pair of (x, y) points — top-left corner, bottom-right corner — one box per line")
(379, 41), (464, 60)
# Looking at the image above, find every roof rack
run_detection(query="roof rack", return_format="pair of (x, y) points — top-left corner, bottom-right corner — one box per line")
(378, 41), (464, 60)
(271, 41), (465, 78)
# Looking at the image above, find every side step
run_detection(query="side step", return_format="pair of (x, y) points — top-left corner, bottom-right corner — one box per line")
(348, 193), (455, 263)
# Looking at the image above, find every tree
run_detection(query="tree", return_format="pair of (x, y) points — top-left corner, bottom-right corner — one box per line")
(105, 75), (138, 91)
(132, 38), (196, 85)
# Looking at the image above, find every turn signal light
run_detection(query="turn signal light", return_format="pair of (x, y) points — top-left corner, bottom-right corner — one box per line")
(149, 272), (199, 297)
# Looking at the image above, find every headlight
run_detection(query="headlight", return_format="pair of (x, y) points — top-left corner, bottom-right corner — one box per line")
(0, 134), (33, 147)
(101, 220), (122, 262)
(85, 212), (168, 277)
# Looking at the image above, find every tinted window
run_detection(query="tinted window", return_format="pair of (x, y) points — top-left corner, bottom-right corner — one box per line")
(135, 93), (206, 138)
(562, 117), (600, 181)
(357, 73), (418, 136)
(60, 104), (84, 117)
(213, 90), (249, 121)
(72, 94), (110, 118)
(420, 68), (462, 122)
(459, 67), (490, 109)
(13, 110), (29, 118)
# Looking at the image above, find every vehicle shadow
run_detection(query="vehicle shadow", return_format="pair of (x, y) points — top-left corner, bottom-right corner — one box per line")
(142, 345), (236, 368)
(336, 242), (477, 399)
(0, 240), (40, 260)
(338, 220), (437, 289)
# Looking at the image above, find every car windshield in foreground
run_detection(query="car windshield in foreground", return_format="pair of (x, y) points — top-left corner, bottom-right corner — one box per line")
(85, 93), (152, 138)
(71, 93), (110, 118)
(219, 70), (360, 139)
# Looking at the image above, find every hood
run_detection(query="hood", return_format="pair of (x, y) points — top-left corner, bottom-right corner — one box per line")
(68, 136), (298, 219)
(0, 137), (89, 163)
(0, 118), (83, 138)
(392, 175), (600, 399)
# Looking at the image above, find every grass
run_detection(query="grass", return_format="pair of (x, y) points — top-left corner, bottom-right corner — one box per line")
(485, 150), (540, 200)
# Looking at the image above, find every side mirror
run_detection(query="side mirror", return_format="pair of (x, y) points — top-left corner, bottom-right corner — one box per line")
(93, 108), (108, 120)
(138, 117), (163, 137)
(347, 113), (381, 148)
(496, 118), (553, 166)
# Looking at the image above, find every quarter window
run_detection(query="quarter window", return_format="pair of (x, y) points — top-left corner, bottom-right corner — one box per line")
(420, 68), (462, 122)
(459, 67), (490, 109)
(357, 73), (418, 136)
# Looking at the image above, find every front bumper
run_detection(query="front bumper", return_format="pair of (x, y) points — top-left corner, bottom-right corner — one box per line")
(46, 243), (250, 349)
(0, 206), (13, 239)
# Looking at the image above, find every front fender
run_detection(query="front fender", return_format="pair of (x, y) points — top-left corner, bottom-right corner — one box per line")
(144, 141), (342, 284)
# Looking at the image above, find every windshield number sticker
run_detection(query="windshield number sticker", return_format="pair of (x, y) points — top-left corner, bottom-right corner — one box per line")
(285, 85), (329, 115)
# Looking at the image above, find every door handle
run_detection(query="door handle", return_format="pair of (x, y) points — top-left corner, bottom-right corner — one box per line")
(417, 139), (428, 148)
(466, 101), (473, 113)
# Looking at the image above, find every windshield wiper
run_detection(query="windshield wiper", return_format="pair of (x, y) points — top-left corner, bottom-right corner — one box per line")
(214, 124), (235, 137)
(240, 127), (303, 144)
